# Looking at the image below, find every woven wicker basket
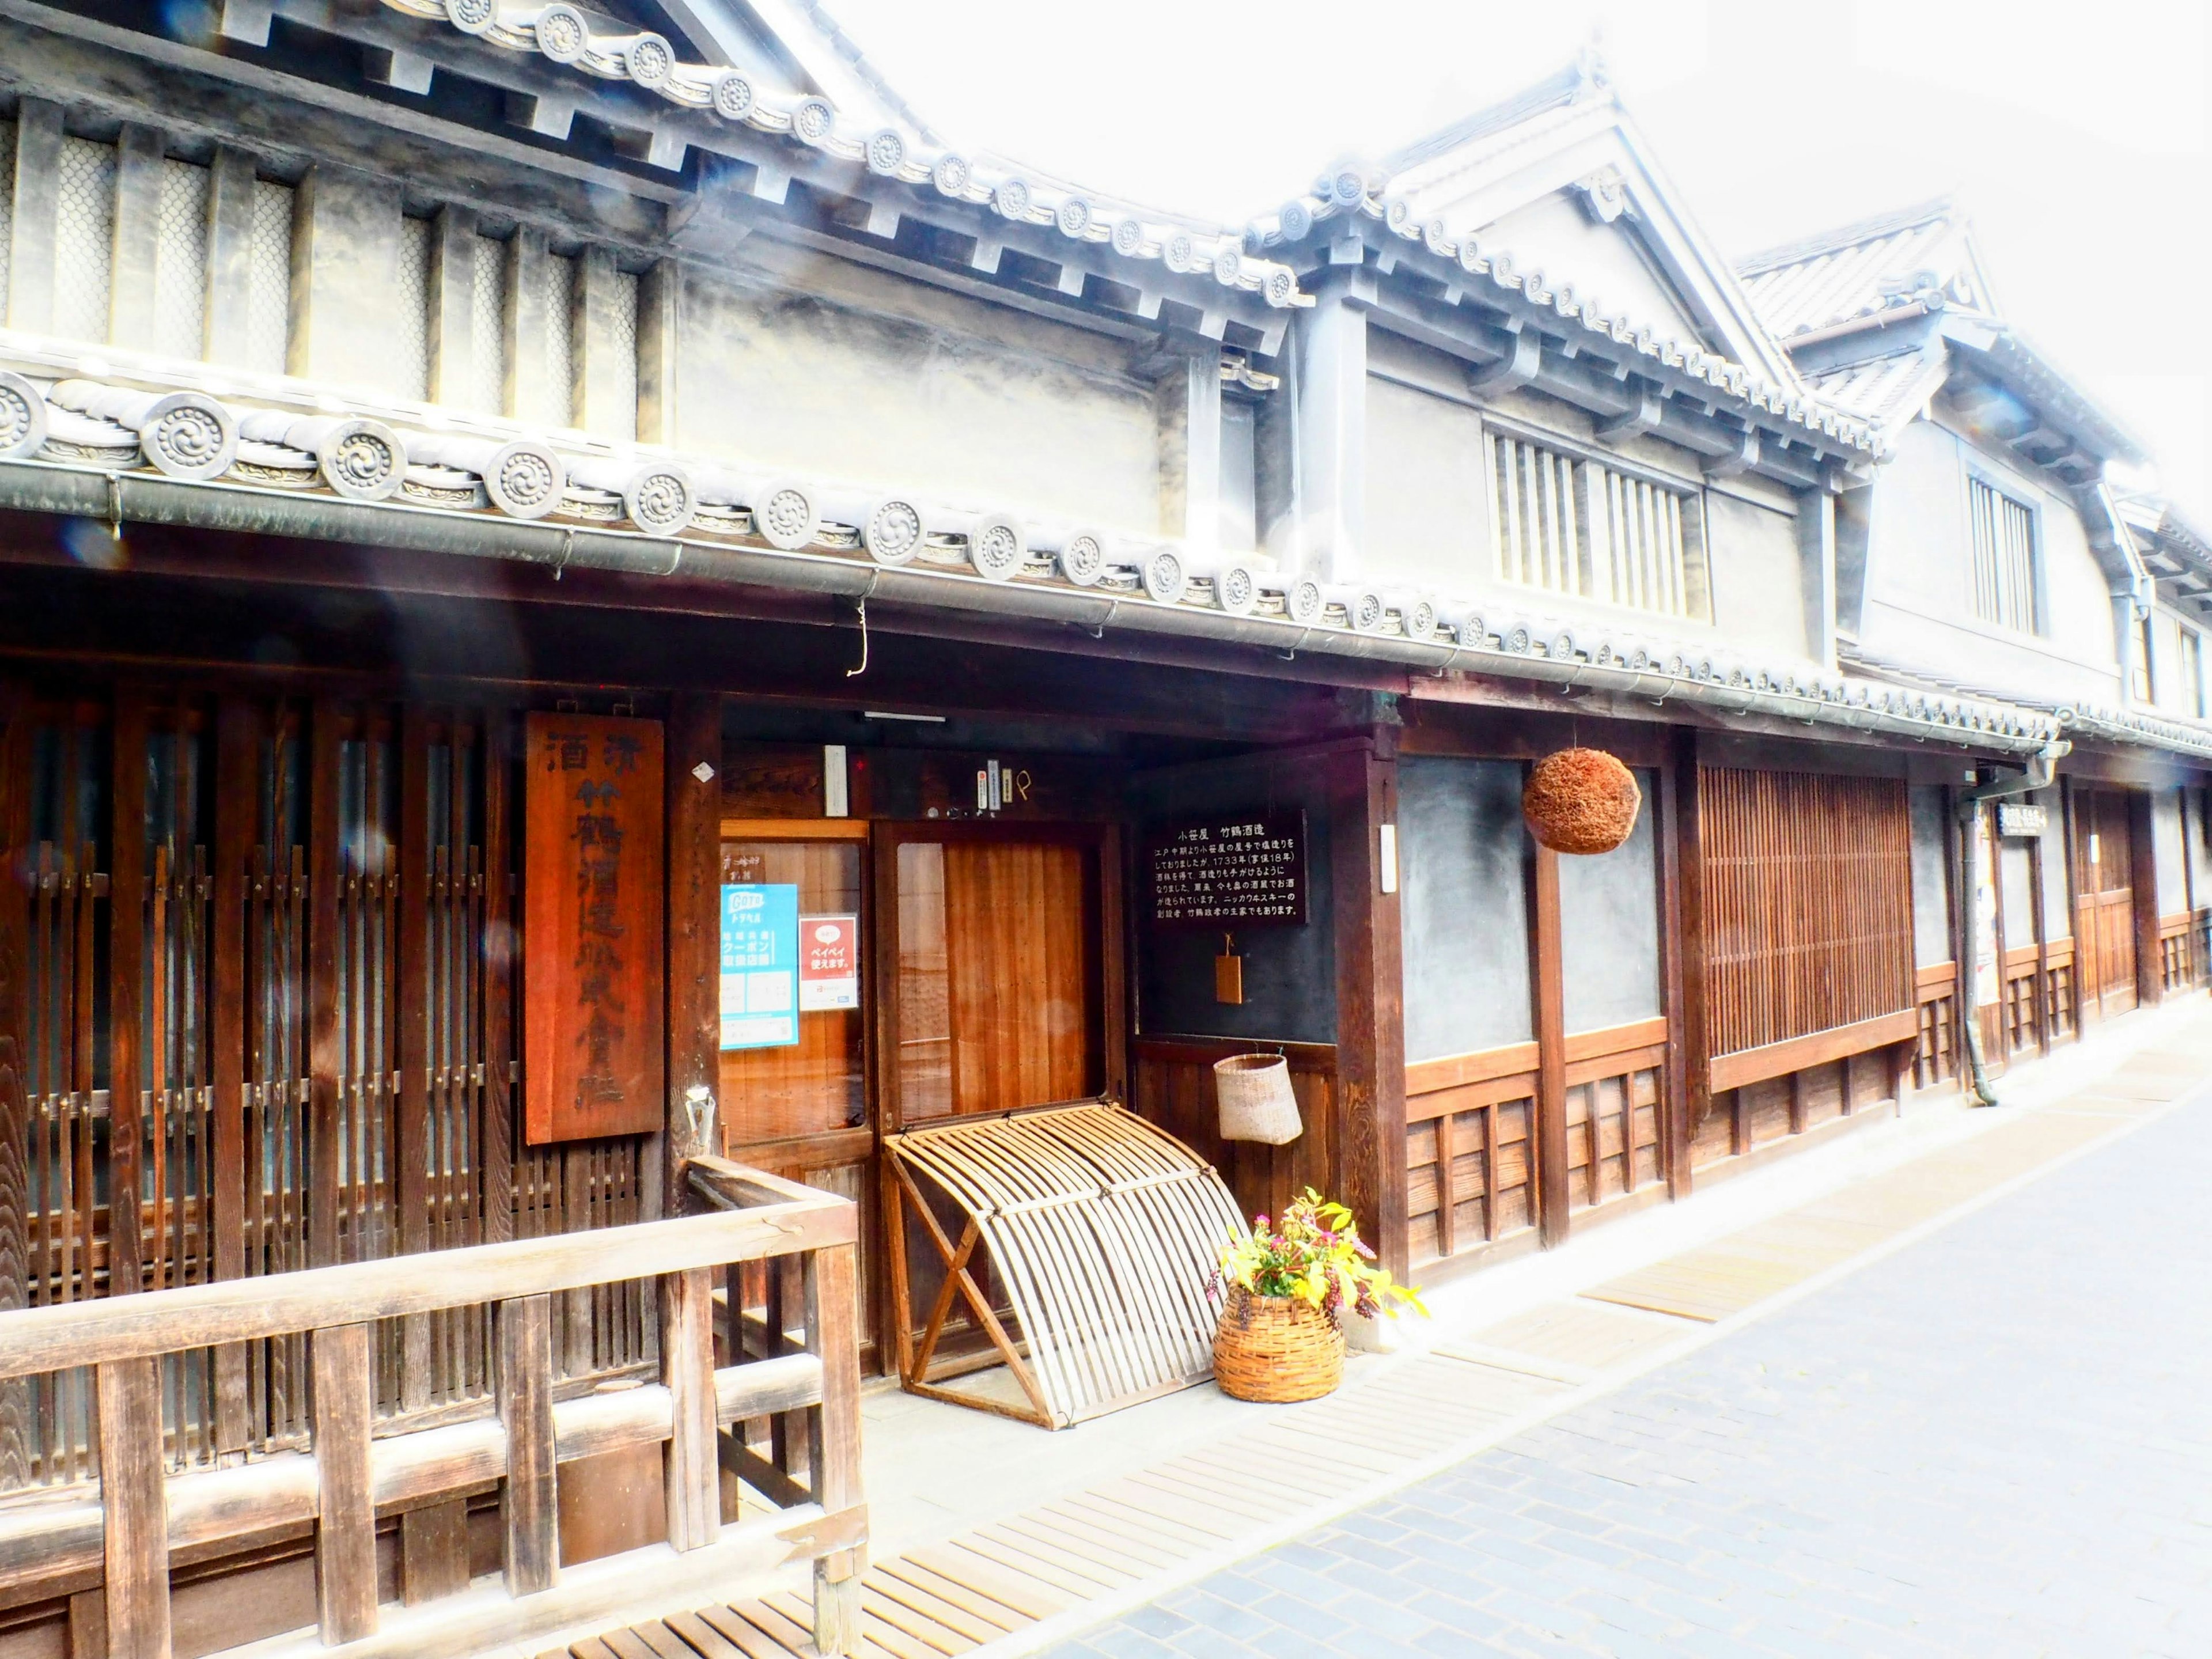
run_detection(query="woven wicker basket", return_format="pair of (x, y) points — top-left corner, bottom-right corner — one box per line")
(1213, 1054), (1302, 1145)
(1212, 1287), (1344, 1402)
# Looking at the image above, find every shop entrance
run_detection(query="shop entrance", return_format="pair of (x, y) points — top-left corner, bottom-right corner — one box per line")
(2074, 790), (2139, 1018)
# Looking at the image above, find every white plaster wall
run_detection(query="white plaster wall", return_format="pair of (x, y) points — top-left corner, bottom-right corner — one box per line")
(1859, 415), (2122, 702)
(1703, 488), (1808, 658)
(2153, 787), (2190, 915)
(673, 262), (1162, 531)
(1364, 373), (1488, 590)
(1480, 192), (1708, 353)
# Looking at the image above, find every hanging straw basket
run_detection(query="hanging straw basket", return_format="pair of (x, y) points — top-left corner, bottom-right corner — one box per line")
(1213, 1287), (1344, 1402)
(1522, 747), (1642, 855)
(1213, 1054), (1302, 1145)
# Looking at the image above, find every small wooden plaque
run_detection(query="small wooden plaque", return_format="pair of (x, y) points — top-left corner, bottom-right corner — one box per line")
(524, 713), (665, 1143)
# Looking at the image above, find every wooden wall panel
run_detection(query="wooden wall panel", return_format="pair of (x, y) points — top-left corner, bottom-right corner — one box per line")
(1130, 1036), (1335, 1232)
(1699, 767), (1914, 1058)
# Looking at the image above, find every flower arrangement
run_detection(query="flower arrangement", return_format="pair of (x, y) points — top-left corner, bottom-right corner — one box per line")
(1211, 1188), (1426, 1324)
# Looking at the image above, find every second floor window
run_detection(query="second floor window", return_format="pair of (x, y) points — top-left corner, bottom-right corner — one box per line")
(2182, 627), (2206, 718)
(1489, 431), (1705, 619)
(1968, 476), (2040, 634)
(2134, 612), (2156, 704)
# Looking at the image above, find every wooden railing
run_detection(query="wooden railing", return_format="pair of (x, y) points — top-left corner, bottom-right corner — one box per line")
(0, 1158), (865, 1659)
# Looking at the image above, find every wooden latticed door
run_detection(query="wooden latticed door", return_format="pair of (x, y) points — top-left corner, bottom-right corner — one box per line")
(2074, 789), (2138, 1018)
(0, 686), (656, 1507)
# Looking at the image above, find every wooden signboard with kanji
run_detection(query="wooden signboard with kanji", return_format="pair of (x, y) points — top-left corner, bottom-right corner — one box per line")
(524, 713), (665, 1143)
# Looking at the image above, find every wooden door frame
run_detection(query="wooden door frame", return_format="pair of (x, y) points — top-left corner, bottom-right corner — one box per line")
(869, 818), (1126, 1138)
(2128, 789), (2162, 1009)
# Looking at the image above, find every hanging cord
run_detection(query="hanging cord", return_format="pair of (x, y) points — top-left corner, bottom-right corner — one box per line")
(845, 593), (870, 677)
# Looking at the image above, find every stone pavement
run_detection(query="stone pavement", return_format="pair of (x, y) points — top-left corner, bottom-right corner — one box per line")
(1048, 1066), (2212, 1658)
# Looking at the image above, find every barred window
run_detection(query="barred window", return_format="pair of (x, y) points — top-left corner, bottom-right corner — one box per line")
(1488, 430), (1705, 619)
(2180, 626), (2204, 718)
(1968, 475), (2040, 634)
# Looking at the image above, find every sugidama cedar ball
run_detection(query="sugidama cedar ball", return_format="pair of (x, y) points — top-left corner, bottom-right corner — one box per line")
(1521, 748), (1642, 855)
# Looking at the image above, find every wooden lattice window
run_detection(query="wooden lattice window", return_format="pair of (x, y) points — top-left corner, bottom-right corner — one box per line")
(1700, 767), (1915, 1056)
(1968, 475), (2041, 634)
(1488, 429), (1704, 619)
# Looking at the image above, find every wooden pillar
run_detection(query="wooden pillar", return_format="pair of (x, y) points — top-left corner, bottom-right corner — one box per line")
(97, 1357), (170, 1659)
(662, 1267), (719, 1551)
(1328, 736), (1406, 1278)
(635, 260), (681, 446)
(1529, 840), (1569, 1247)
(306, 700), (343, 1268)
(396, 708), (431, 1404)
(311, 1323), (377, 1643)
(497, 1294), (558, 1597)
(0, 683), (31, 1488)
(1986, 800), (2009, 1069)
(211, 700), (254, 1452)
(1669, 730), (1709, 1195)
(662, 694), (722, 1219)
(2130, 789), (2161, 1008)
(1654, 757), (1689, 1200)
(108, 694), (148, 1298)
(806, 1244), (863, 1657)
(480, 709), (514, 1245)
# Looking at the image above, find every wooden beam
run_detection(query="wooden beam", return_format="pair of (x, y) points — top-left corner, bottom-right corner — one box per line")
(0, 1194), (854, 1380)
(1707, 1009), (1920, 1094)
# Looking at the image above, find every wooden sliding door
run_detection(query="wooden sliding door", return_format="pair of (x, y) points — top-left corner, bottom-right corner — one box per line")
(880, 825), (1116, 1124)
(2073, 789), (2138, 1018)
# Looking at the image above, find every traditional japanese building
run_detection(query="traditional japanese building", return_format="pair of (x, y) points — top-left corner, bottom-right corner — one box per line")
(0, 9), (2202, 1658)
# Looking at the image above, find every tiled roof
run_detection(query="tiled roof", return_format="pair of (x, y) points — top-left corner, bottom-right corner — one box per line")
(0, 349), (2055, 756)
(1736, 198), (1984, 341)
(1808, 348), (1949, 427)
(375, 0), (1307, 308)
(1842, 641), (2212, 762)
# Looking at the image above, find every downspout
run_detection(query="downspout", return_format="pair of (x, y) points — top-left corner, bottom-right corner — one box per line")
(1954, 742), (2068, 1106)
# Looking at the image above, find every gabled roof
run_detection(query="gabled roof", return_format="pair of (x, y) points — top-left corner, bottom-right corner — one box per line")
(1809, 344), (1950, 427)
(1236, 60), (1883, 472)
(1737, 196), (1999, 343)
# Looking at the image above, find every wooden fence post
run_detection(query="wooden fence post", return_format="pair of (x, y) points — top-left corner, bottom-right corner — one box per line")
(497, 1294), (558, 1596)
(805, 1244), (863, 1658)
(662, 1266), (719, 1551)
(312, 1322), (377, 1642)
(96, 1357), (169, 1659)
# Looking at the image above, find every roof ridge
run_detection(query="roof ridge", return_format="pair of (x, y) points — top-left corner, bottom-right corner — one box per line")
(1735, 193), (1960, 276)
(1377, 60), (1600, 178)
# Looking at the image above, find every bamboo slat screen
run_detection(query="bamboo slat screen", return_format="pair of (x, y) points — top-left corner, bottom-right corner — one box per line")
(1967, 476), (2040, 635)
(1488, 430), (1704, 620)
(0, 688), (649, 1499)
(1700, 767), (1915, 1057)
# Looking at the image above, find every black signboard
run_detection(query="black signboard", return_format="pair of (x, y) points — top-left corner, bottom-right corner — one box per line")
(1145, 812), (1308, 929)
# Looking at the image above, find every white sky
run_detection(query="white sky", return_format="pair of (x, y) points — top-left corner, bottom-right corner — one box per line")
(825, 0), (2211, 517)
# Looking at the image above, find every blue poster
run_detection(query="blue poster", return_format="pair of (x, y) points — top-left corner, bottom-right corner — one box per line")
(720, 883), (800, 1050)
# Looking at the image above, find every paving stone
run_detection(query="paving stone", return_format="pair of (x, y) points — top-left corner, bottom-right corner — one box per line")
(1046, 1077), (2212, 1659)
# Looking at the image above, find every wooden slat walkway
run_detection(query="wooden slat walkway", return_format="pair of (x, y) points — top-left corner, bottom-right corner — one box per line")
(540, 1031), (2212, 1658)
